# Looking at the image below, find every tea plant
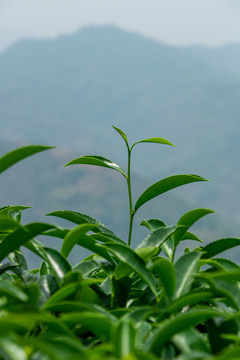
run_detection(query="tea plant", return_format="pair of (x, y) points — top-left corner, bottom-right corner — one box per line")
(0, 127), (240, 359)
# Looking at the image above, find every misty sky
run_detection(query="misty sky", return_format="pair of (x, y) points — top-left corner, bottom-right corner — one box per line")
(0, 0), (240, 52)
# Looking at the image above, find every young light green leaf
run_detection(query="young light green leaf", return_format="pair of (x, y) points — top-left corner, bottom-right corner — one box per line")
(201, 238), (240, 259)
(150, 307), (222, 354)
(0, 145), (55, 174)
(175, 251), (202, 299)
(131, 137), (174, 149)
(61, 223), (97, 258)
(173, 208), (215, 246)
(101, 242), (158, 298)
(134, 174), (208, 212)
(152, 258), (176, 298)
(112, 125), (129, 147)
(65, 155), (127, 178)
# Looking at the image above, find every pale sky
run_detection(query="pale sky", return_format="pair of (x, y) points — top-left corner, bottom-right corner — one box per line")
(0, 0), (240, 52)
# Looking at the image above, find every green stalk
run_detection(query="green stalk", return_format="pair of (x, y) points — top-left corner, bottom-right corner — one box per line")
(127, 148), (135, 246)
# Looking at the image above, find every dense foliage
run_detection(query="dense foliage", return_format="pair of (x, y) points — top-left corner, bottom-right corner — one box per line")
(1, 127), (240, 359)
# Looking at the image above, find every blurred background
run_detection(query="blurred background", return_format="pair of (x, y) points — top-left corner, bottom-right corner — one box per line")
(0, 0), (240, 263)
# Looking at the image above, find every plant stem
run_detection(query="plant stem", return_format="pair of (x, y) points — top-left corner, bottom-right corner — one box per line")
(127, 148), (134, 246)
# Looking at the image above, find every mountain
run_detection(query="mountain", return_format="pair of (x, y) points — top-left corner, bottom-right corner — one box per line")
(0, 25), (240, 233)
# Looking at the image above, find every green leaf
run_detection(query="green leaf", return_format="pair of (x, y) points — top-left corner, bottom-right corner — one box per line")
(64, 232), (115, 265)
(60, 312), (113, 341)
(173, 208), (214, 246)
(207, 346), (240, 360)
(43, 247), (71, 281)
(0, 145), (55, 174)
(196, 276), (240, 310)
(101, 243), (158, 298)
(0, 223), (55, 262)
(208, 318), (238, 354)
(112, 125), (129, 147)
(27, 338), (82, 360)
(0, 334), (27, 360)
(212, 258), (240, 271)
(140, 220), (175, 260)
(134, 174), (207, 211)
(201, 238), (240, 259)
(175, 251), (202, 299)
(152, 258), (176, 298)
(61, 223), (97, 258)
(0, 205), (31, 216)
(166, 291), (214, 314)
(173, 328), (211, 354)
(0, 263), (19, 275)
(150, 307), (222, 354)
(112, 275), (132, 307)
(131, 137), (174, 149)
(24, 238), (48, 261)
(136, 226), (177, 250)
(90, 232), (126, 245)
(197, 269), (240, 282)
(42, 280), (98, 308)
(136, 226), (177, 261)
(43, 228), (70, 239)
(114, 319), (135, 358)
(181, 231), (203, 243)
(140, 219), (167, 232)
(47, 335), (85, 353)
(0, 280), (28, 301)
(65, 155), (127, 178)
(46, 210), (114, 235)
(73, 260), (100, 277)
(0, 218), (21, 231)
(0, 313), (37, 334)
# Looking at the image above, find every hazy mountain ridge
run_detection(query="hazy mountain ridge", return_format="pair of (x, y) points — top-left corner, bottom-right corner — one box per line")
(0, 25), (240, 229)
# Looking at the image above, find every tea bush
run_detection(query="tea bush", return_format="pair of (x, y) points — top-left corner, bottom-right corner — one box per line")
(0, 127), (240, 359)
